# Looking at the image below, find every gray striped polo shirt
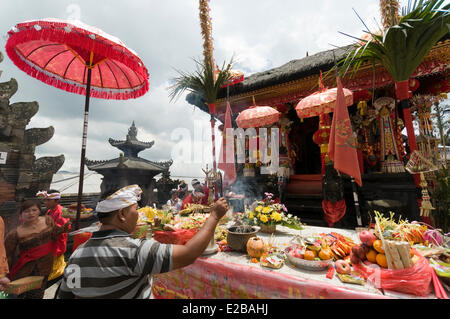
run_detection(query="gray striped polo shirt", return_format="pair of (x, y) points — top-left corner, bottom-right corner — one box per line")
(57, 229), (173, 299)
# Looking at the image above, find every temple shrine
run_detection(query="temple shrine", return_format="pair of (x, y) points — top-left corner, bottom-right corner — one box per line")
(186, 38), (449, 227)
(86, 122), (173, 206)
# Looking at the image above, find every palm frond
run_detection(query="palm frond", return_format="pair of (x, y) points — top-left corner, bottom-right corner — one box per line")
(339, 0), (450, 81)
(168, 58), (233, 105)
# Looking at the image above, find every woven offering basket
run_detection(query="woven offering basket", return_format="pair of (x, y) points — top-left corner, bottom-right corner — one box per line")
(5, 276), (44, 295)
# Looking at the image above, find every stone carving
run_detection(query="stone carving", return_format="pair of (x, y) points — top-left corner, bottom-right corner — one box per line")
(0, 51), (65, 216)
(24, 127), (55, 146)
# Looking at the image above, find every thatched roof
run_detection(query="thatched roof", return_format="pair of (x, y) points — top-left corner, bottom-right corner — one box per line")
(186, 37), (450, 119)
(186, 45), (352, 111)
(220, 45), (352, 98)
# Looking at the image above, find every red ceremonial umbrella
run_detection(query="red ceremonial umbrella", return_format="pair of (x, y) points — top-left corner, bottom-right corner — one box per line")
(236, 98), (280, 170)
(295, 86), (353, 118)
(236, 104), (280, 128)
(295, 74), (354, 174)
(5, 18), (149, 229)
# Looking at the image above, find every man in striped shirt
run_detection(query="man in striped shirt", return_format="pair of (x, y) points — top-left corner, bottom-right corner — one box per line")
(56, 184), (228, 299)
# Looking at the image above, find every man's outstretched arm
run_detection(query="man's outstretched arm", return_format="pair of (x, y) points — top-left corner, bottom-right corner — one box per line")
(171, 198), (228, 269)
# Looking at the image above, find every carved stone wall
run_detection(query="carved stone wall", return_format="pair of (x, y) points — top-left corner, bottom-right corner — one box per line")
(0, 51), (65, 227)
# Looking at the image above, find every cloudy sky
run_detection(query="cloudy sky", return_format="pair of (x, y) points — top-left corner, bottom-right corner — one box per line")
(0, 0), (410, 180)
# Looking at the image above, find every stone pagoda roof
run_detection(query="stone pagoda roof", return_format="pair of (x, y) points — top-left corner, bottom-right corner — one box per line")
(86, 122), (173, 174)
(86, 155), (173, 173)
(108, 121), (154, 158)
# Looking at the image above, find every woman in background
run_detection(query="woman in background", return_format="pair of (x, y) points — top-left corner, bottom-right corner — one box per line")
(37, 190), (70, 286)
(4, 200), (70, 299)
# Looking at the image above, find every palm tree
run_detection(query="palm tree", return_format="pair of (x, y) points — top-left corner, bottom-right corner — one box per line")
(168, 58), (233, 111)
(339, 0), (450, 168)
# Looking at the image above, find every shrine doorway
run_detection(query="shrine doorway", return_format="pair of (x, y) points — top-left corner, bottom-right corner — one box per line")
(288, 116), (321, 175)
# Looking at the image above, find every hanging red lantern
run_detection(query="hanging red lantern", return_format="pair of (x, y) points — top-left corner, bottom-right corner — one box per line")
(409, 78), (420, 92)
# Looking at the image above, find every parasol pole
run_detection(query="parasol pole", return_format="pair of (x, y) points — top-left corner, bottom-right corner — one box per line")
(332, 50), (363, 227)
(75, 61), (93, 230)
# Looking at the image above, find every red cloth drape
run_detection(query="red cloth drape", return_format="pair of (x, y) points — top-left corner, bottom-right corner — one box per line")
(46, 205), (70, 256)
(218, 101), (236, 189)
(328, 77), (362, 186)
(9, 241), (55, 280)
(322, 199), (347, 227)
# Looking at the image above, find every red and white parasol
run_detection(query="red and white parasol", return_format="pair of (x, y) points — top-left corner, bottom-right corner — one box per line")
(295, 86), (353, 118)
(236, 105), (280, 128)
(5, 18), (149, 229)
(6, 18), (149, 100)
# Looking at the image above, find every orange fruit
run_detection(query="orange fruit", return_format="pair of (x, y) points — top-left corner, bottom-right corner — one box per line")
(304, 250), (317, 260)
(376, 253), (388, 268)
(365, 249), (378, 263)
(319, 248), (333, 260)
(373, 240), (385, 253)
(410, 249), (415, 257)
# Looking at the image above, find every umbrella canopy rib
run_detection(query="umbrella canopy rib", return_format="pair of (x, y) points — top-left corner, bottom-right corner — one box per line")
(97, 63), (104, 88)
(43, 49), (70, 70)
(25, 43), (61, 58)
(104, 60), (120, 89)
(130, 67), (143, 86)
(63, 56), (77, 79)
(110, 59), (133, 88)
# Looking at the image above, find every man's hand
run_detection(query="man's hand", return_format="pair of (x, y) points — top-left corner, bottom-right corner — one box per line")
(0, 276), (10, 291)
(211, 198), (228, 221)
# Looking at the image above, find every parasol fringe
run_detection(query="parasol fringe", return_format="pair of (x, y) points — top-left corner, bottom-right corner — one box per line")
(6, 22), (149, 100)
(5, 46), (149, 100)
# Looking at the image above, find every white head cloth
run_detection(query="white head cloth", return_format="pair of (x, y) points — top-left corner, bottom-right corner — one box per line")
(96, 184), (142, 213)
(36, 190), (61, 200)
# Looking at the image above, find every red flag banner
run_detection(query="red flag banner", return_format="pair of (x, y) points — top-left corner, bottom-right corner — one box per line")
(218, 101), (236, 189)
(328, 77), (362, 186)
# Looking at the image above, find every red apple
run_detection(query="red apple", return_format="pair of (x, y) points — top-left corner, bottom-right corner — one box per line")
(335, 260), (352, 274)
(359, 230), (376, 246)
(290, 248), (304, 259)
